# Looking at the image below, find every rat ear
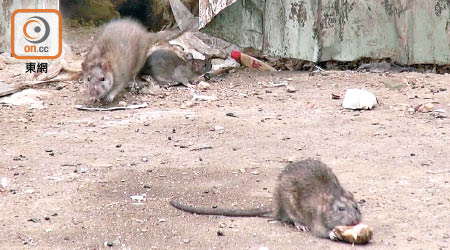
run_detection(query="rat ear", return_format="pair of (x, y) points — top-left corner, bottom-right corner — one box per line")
(82, 61), (87, 71)
(344, 190), (354, 199)
(102, 61), (112, 72)
(192, 61), (199, 71)
(186, 53), (194, 60)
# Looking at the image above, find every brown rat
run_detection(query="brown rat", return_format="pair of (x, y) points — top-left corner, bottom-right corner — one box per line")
(170, 159), (361, 239)
(82, 19), (192, 103)
(140, 49), (212, 88)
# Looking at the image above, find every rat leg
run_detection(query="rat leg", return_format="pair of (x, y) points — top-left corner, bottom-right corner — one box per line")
(104, 75), (130, 103)
(129, 75), (147, 93)
(180, 81), (195, 89)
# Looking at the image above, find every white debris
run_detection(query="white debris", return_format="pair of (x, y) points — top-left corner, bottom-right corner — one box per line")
(191, 93), (217, 101)
(0, 89), (50, 109)
(1, 177), (9, 189)
(342, 89), (377, 110)
(44, 176), (64, 182)
(130, 194), (146, 202)
(213, 125), (224, 131)
(211, 57), (240, 75)
(198, 81), (210, 90)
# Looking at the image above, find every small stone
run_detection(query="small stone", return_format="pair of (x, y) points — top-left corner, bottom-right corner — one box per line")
(143, 184), (151, 189)
(250, 170), (260, 175)
(286, 85), (296, 93)
(342, 89), (377, 110)
(76, 166), (88, 173)
(118, 101), (127, 107)
(416, 103), (434, 113)
(226, 112), (237, 117)
(13, 155), (26, 161)
(131, 194), (146, 202)
(158, 218), (167, 223)
(183, 239), (191, 244)
(1, 177), (9, 189)
(116, 144), (122, 148)
(331, 93), (341, 99)
(384, 82), (403, 90)
(64, 236), (70, 241)
(49, 152), (55, 156)
(45, 228), (52, 233)
(28, 218), (41, 223)
(143, 122), (150, 126)
(213, 125), (224, 131)
(198, 81), (210, 90)
(45, 149), (53, 153)
(181, 101), (195, 109)
(55, 83), (65, 90)
(44, 216), (50, 221)
(287, 156), (296, 162)
(142, 157), (148, 162)
(24, 189), (34, 194)
(217, 230), (225, 236)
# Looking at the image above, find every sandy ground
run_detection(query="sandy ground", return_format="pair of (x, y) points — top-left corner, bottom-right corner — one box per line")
(0, 26), (450, 250)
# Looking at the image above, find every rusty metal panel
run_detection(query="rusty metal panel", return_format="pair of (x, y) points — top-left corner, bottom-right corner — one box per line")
(0, 0), (59, 52)
(201, 0), (450, 65)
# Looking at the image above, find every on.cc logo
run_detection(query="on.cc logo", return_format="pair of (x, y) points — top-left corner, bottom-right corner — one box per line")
(11, 9), (62, 60)
(23, 16), (51, 44)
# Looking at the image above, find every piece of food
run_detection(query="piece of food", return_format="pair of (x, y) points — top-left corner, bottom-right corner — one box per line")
(333, 224), (373, 244)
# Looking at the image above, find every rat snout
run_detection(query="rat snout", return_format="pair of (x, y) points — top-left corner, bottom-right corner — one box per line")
(351, 212), (362, 225)
(89, 87), (98, 97)
(89, 84), (104, 97)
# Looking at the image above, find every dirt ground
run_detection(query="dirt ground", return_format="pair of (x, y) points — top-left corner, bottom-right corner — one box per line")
(1, 26), (450, 250)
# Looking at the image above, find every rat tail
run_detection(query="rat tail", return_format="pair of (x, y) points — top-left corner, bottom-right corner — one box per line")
(150, 29), (185, 44)
(170, 200), (272, 217)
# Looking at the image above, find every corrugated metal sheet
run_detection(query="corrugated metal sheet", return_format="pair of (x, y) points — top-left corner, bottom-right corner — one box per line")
(201, 0), (450, 65)
(0, 0), (59, 52)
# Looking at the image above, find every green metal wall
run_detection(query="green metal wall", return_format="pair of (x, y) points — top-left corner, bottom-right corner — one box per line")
(202, 0), (450, 65)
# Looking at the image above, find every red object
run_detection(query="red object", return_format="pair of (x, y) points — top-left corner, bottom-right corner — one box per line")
(231, 51), (241, 62)
(252, 60), (262, 69)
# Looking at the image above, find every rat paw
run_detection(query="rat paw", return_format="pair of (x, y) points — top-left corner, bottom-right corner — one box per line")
(294, 222), (310, 232)
(329, 230), (339, 241)
(104, 93), (116, 103)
